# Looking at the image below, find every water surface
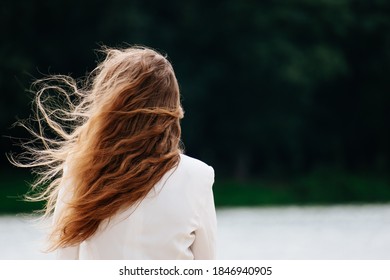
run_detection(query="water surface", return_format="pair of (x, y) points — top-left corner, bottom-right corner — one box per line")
(1, 205), (389, 259)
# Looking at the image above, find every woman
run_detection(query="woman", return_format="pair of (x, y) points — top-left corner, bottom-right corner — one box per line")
(11, 46), (217, 259)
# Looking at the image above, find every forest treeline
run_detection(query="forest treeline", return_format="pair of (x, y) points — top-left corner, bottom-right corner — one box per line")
(1, 0), (389, 182)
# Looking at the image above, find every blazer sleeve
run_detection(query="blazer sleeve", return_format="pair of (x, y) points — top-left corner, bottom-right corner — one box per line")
(191, 166), (217, 259)
(52, 164), (80, 260)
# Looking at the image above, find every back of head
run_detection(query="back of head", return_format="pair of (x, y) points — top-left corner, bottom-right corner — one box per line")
(91, 47), (182, 115)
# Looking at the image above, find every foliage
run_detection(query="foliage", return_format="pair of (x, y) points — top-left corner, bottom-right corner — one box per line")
(1, 172), (389, 213)
(0, 171), (43, 213)
(1, 0), (389, 207)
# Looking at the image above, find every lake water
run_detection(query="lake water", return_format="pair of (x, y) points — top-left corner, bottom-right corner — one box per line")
(1, 205), (390, 259)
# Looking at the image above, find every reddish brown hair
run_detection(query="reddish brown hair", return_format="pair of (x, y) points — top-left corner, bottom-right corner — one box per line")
(10, 46), (184, 249)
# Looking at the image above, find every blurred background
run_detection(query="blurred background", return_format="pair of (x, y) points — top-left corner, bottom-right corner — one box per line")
(1, 0), (390, 259)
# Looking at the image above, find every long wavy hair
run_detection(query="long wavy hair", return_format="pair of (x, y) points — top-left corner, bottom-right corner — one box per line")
(10, 46), (184, 250)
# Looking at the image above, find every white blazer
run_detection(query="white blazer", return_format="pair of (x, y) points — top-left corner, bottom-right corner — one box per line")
(53, 154), (217, 259)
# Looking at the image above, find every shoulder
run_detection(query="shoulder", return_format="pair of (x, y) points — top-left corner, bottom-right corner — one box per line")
(173, 154), (215, 190)
(178, 154), (214, 177)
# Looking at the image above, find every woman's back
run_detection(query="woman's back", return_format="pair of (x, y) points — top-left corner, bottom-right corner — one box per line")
(55, 154), (216, 259)
(10, 46), (217, 259)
